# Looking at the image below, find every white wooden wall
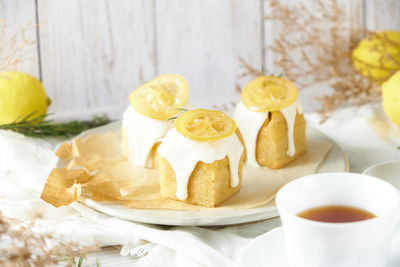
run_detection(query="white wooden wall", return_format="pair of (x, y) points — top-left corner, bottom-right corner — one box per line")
(1, 0), (399, 116)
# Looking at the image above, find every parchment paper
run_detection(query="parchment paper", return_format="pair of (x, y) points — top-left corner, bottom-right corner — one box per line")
(42, 132), (331, 211)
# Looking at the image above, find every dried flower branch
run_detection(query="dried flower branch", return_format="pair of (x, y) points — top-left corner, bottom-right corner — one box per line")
(0, 211), (98, 266)
(237, 57), (262, 78)
(237, 0), (399, 121)
(0, 19), (39, 72)
(316, 70), (381, 121)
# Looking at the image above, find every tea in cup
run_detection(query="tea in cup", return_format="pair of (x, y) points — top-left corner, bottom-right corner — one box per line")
(276, 172), (400, 267)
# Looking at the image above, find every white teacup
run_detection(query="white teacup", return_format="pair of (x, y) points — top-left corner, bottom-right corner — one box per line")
(276, 172), (400, 267)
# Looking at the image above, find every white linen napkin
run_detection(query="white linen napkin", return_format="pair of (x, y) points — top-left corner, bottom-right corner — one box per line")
(306, 104), (400, 172)
(1, 103), (399, 267)
(0, 122), (279, 267)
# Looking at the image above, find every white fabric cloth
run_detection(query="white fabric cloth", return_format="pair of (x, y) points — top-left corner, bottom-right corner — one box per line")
(306, 104), (400, 172)
(1, 104), (399, 267)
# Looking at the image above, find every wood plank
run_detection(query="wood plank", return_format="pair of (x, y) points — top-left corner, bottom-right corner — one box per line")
(154, 0), (263, 111)
(0, 0), (39, 76)
(263, 0), (364, 112)
(38, 0), (156, 113)
(365, 0), (400, 31)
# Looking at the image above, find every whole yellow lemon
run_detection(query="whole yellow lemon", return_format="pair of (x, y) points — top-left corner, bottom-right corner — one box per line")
(382, 70), (400, 127)
(352, 31), (400, 84)
(0, 71), (49, 125)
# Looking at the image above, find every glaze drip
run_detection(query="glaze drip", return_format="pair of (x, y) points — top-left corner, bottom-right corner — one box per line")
(157, 129), (244, 200)
(122, 106), (172, 167)
(234, 100), (303, 166)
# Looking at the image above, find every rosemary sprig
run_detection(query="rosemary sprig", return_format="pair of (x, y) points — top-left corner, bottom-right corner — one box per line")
(58, 255), (100, 266)
(167, 116), (178, 122)
(167, 108), (189, 122)
(77, 256), (84, 267)
(260, 65), (283, 78)
(0, 112), (111, 138)
(175, 108), (189, 112)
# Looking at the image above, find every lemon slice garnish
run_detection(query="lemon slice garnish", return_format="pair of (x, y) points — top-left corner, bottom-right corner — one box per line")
(175, 109), (237, 142)
(129, 74), (189, 120)
(241, 76), (298, 112)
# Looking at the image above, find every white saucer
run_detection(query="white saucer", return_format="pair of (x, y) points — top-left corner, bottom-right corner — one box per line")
(362, 160), (400, 189)
(237, 227), (400, 267)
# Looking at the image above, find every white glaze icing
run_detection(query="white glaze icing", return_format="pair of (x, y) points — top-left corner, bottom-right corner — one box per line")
(234, 101), (269, 166)
(122, 106), (172, 167)
(280, 100), (303, 157)
(157, 129), (244, 200)
(234, 100), (303, 166)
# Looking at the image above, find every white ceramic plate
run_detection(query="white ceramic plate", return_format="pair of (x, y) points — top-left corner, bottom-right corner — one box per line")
(237, 226), (400, 267)
(63, 121), (348, 226)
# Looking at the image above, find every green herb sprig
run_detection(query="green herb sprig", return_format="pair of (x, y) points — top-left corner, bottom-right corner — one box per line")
(77, 256), (84, 267)
(59, 255), (101, 267)
(0, 112), (111, 138)
(260, 65), (283, 77)
(167, 108), (189, 122)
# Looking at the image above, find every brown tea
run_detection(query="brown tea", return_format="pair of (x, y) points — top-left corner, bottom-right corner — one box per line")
(297, 205), (376, 223)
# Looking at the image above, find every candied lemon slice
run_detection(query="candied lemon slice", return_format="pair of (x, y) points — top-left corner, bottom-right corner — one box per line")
(241, 76), (298, 112)
(175, 109), (237, 142)
(129, 74), (188, 120)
